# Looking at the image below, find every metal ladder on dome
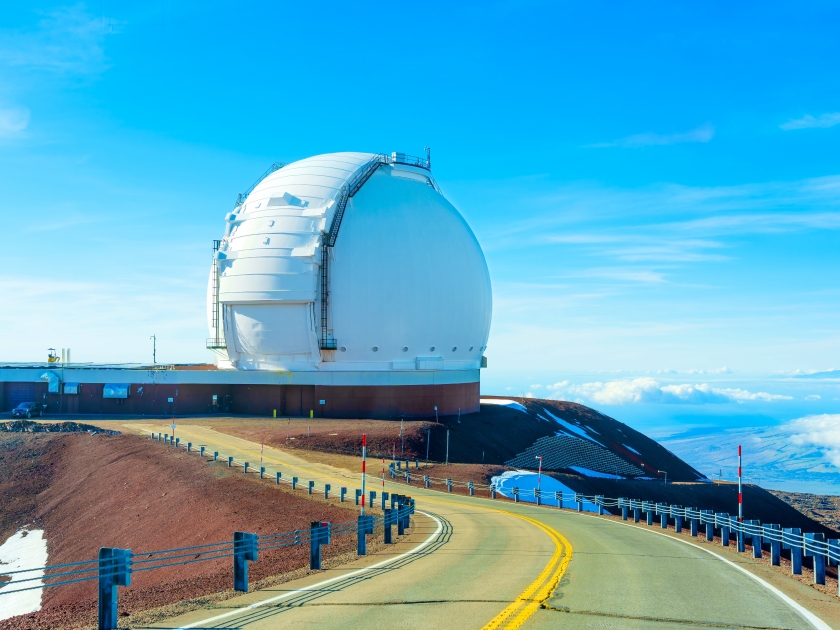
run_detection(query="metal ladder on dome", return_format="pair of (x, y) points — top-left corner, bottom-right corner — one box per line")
(319, 154), (389, 350)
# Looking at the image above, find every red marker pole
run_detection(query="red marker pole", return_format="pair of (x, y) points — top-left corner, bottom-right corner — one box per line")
(381, 457), (385, 494)
(361, 435), (367, 516)
(738, 445), (743, 522)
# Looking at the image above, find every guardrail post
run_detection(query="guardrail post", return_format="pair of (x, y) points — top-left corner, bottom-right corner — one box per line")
(768, 524), (781, 565)
(244, 462), (249, 474)
(324, 483), (330, 499)
(783, 528), (803, 574)
(717, 513), (730, 546)
(309, 481), (315, 495)
(391, 493), (398, 510)
(228, 456), (233, 468)
(447, 478), (453, 493)
(369, 490), (376, 507)
(406, 471), (411, 484)
(357, 516), (366, 555)
(424, 475), (430, 488)
(699, 510), (713, 541)
(827, 539), (839, 569)
(200, 446), (205, 457)
(260, 466), (265, 479)
(233, 532), (258, 592)
(747, 521), (761, 558)
(596, 495), (604, 515)
(689, 509), (698, 536)
(619, 498), (628, 520)
(674, 506), (683, 533)
(276, 472), (282, 484)
(164, 433), (168, 443)
(175, 438), (180, 447)
(575, 493), (583, 512)
(292, 476), (298, 490)
(491, 486), (497, 499)
(633, 502), (641, 523)
(657, 503), (668, 529)
(644, 502), (653, 525)
(397, 497), (406, 535)
(340, 487), (347, 502)
(738, 524), (745, 552)
(187, 442), (192, 452)
(513, 487), (519, 503)
(469, 482), (475, 496)
(213, 451), (218, 461)
(384, 509), (393, 544)
(355, 489), (361, 505)
(98, 547), (131, 630)
(381, 491), (388, 510)
(310, 521), (330, 570)
(415, 460), (419, 468)
(804, 533), (826, 585)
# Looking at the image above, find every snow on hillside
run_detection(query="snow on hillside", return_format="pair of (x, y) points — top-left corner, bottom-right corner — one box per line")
(490, 470), (606, 512)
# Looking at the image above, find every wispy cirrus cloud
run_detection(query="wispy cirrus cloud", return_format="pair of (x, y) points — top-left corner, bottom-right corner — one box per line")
(780, 112), (840, 131)
(0, 4), (120, 76)
(0, 107), (30, 137)
(588, 123), (715, 149)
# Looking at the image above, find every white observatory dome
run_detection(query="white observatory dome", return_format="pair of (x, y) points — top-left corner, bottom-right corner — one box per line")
(207, 152), (492, 378)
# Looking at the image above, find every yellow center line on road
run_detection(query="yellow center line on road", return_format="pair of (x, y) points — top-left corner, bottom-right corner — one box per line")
(138, 423), (573, 629)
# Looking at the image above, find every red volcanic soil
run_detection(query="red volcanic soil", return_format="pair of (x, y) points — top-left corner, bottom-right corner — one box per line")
(0, 433), (358, 629)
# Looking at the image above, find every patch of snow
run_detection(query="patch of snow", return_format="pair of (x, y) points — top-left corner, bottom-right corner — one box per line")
(622, 443), (641, 455)
(0, 529), (48, 621)
(481, 398), (527, 413)
(568, 466), (624, 479)
(543, 408), (607, 447)
(490, 471), (608, 513)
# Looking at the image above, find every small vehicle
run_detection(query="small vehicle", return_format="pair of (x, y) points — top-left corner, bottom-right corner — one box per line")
(12, 402), (47, 419)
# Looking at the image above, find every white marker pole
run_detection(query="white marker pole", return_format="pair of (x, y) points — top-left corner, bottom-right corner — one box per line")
(361, 434), (367, 516)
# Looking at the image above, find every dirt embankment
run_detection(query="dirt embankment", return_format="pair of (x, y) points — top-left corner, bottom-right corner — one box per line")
(0, 433), (360, 630)
(768, 490), (840, 533)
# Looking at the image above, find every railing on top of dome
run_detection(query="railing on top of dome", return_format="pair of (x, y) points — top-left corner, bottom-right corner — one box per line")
(232, 161), (286, 209)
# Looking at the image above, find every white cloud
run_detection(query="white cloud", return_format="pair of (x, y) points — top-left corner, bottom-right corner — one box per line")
(0, 107), (29, 136)
(530, 384), (542, 390)
(657, 366), (732, 375)
(589, 123), (715, 148)
(784, 414), (840, 468)
(805, 394), (821, 401)
(780, 112), (840, 131)
(548, 378), (792, 406)
(524, 392), (536, 398)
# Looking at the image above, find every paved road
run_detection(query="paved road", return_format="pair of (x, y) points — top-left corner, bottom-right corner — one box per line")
(130, 423), (826, 630)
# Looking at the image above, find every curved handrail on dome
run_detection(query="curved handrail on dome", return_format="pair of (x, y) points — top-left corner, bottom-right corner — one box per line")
(232, 161), (286, 208)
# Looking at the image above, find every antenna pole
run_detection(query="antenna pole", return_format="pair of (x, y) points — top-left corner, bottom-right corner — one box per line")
(150, 335), (156, 364)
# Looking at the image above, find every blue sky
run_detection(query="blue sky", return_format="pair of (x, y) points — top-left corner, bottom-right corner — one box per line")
(2, 2), (840, 469)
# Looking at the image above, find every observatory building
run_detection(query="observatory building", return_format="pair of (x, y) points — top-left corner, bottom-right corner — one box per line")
(0, 152), (492, 418)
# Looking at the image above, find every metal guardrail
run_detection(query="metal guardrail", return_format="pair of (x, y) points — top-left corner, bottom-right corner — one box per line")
(0, 432), (417, 630)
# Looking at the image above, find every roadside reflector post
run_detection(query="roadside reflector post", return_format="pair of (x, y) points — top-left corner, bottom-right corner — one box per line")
(555, 491), (562, 508)
(260, 466), (265, 479)
(324, 483), (330, 499)
(575, 494), (583, 513)
(424, 475), (430, 488)
(384, 509), (393, 544)
(783, 528), (803, 574)
(276, 472), (282, 485)
(309, 481), (315, 495)
(596, 495), (604, 515)
(619, 498), (628, 520)
(98, 547), (132, 630)
(340, 487), (347, 502)
(187, 442), (192, 452)
(213, 451), (218, 461)
(381, 491), (388, 510)
(233, 531), (258, 592)
(674, 506), (683, 533)
(768, 524), (781, 565)
(228, 456), (233, 468)
(717, 513), (730, 546)
(355, 488), (361, 505)
(369, 490), (376, 507)
(310, 521), (330, 570)
(469, 482), (475, 496)
(447, 478), (453, 493)
(292, 476), (298, 490)
(804, 533), (826, 585)
(513, 487), (519, 503)
(244, 462), (249, 474)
